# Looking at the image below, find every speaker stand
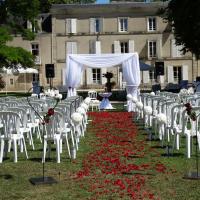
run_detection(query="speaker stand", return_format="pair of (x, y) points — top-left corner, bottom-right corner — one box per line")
(50, 78), (53, 89)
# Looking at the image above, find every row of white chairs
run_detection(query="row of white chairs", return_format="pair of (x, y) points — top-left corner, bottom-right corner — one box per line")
(0, 95), (91, 163)
(131, 91), (200, 159)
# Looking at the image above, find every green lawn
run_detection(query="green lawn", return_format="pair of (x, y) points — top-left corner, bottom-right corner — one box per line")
(1, 103), (200, 200)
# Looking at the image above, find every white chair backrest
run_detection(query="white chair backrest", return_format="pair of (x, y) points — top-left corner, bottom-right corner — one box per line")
(88, 91), (97, 99)
(45, 112), (62, 139)
(0, 111), (21, 138)
(6, 101), (19, 107)
(0, 103), (8, 111)
(7, 107), (27, 127)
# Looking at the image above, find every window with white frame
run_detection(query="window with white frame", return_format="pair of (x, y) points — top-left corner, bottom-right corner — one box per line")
(173, 66), (182, 83)
(120, 42), (128, 53)
(148, 17), (156, 31)
(92, 68), (101, 84)
(66, 18), (77, 34)
(10, 79), (14, 85)
(31, 43), (40, 64)
(32, 73), (39, 82)
(90, 18), (103, 33)
(148, 41), (157, 58)
(31, 44), (39, 56)
(119, 18), (128, 32)
(149, 70), (156, 81)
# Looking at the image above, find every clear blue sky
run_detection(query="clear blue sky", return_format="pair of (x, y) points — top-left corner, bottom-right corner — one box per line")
(96, 0), (110, 4)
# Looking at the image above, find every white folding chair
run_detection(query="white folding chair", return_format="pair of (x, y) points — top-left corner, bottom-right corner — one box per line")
(0, 111), (28, 163)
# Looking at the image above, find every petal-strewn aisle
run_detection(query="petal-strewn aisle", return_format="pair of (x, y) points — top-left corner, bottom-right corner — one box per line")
(75, 112), (169, 199)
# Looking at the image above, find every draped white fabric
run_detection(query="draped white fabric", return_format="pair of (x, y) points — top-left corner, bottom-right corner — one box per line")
(65, 53), (141, 111)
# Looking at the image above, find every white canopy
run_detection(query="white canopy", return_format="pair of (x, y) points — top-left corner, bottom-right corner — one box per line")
(2, 67), (38, 93)
(65, 53), (141, 111)
(2, 67), (38, 75)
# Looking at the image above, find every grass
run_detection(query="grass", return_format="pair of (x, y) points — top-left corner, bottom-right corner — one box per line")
(1, 103), (200, 199)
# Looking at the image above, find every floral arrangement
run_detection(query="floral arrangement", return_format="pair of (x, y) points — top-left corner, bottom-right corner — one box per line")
(84, 97), (91, 105)
(71, 112), (83, 124)
(136, 101), (143, 109)
(184, 102), (196, 121)
(132, 96), (138, 103)
(150, 92), (155, 96)
(42, 94), (62, 124)
(77, 107), (86, 115)
(81, 103), (89, 111)
(156, 113), (167, 124)
(27, 87), (62, 125)
(144, 106), (152, 115)
(126, 94), (133, 100)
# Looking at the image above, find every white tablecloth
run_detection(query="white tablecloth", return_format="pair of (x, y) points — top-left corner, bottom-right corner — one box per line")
(99, 92), (113, 110)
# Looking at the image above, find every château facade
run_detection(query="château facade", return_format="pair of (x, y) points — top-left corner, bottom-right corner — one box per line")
(4, 2), (197, 92)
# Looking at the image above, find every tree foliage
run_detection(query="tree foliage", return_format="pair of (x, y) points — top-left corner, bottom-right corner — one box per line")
(0, 0), (95, 69)
(0, 27), (34, 68)
(163, 0), (200, 59)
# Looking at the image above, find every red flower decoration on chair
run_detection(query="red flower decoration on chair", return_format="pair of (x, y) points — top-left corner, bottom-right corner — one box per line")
(47, 108), (54, 116)
(184, 102), (196, 121)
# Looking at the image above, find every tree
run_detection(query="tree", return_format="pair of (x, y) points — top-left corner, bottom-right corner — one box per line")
(0, 27), (35, 69)
(0, 0), (40, 69)
(162, 0), (200, 59)
(0, 0), (96, 69)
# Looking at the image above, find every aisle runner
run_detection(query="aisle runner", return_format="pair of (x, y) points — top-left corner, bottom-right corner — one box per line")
(75, 112), (168, 199)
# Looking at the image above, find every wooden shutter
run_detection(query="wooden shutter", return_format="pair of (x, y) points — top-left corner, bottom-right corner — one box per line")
(128, 40), (134, 53)
(157, 39), (162, 59)
(89, 40), (95, 54)
(87, 68), (93, 84)
(171, 39), (177, 57)
(143, 71), (150, 83)
(90, 18), (95, 33)
(167, 65), (174, 83)
(95, 41), (101, 54)
(182, 65), (188, 80)
(71, 19), (77, 33)
(114, 40), (121, 53)
(99, 18), (103, 32)
(66, 19), (71, 34)
(101, 68), (107, 84)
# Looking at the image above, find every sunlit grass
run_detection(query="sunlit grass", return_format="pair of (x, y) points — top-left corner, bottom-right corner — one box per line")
(1, 104), (200, 200)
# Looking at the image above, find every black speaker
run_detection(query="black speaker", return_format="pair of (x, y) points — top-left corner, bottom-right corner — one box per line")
(196, 77), (200, 82)
(45, 64), (55, 78)
(155, 62), (164, 76)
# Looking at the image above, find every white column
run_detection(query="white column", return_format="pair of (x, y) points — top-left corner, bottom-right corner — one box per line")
(167, 65), (174, 83)
(182, 65), (188, 80)
(128, 40), (134, 53)
(114, 40), (121, 53)
(143, 71), (150, 84)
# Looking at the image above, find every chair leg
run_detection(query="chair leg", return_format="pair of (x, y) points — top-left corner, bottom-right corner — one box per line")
(47, 141), (51, 158)
(176, 134), (180, 150)
(65, 135), (71, 159)
(60, 139), (63, 154)
(0, 140), (5, 163)
(8, 140), (11, 152)
(186, 135), (191, 158)
(70, 130), (75, 147)
(22, 137), (29, 159)
(55, 139), (60, 163)
(29, 131), (35, 150)
(13, 139), (18, 163)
